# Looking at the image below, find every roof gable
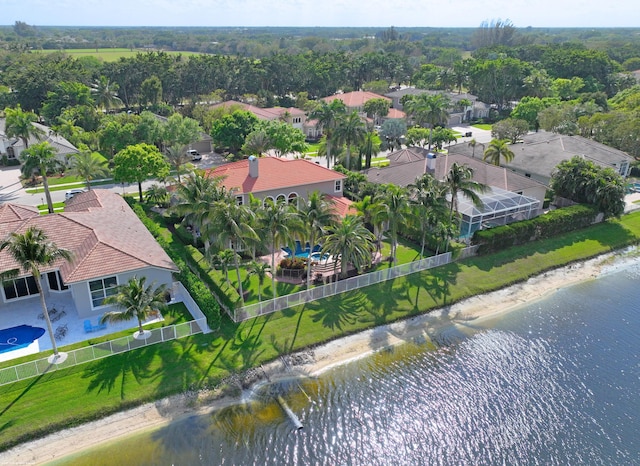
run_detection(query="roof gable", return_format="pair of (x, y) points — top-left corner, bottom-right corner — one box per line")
(207, 157), (345, 195)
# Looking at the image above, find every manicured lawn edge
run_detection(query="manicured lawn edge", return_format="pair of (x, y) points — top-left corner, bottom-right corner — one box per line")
(1, 211), (640, 451)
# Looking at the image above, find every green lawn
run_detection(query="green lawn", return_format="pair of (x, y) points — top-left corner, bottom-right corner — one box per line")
(1, 212), (640, 451)
(34, 48), (201, 62)
(472, 123), (492, 131)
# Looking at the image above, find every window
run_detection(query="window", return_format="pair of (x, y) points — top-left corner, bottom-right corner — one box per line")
(89, 276), (118, 308)
(288, 192), (298, 206)
(3, 276), (39, 300)
(335, 180), (342, 192)
(47, 271), (68, 291)
(276, 194), (286, 203)
(293, 117), (301, 124)
(235, 195), (244, 205)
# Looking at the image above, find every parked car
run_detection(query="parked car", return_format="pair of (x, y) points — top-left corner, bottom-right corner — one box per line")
(187, 149), (202, 161)
(65, 188), (87, 200)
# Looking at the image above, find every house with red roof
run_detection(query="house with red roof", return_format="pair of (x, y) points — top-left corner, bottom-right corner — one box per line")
(0, 190), (178, 318)
(321, 91), (406, 122)
(208, 100), (308, 133)
(206, 156), (353, 216)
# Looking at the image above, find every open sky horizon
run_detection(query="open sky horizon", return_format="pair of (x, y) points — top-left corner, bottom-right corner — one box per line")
(3, 0), (640, 29)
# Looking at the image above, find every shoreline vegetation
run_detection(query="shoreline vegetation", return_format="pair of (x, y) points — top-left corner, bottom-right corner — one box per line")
(3, 247), (638, 465)
(2, 210), (640, 463)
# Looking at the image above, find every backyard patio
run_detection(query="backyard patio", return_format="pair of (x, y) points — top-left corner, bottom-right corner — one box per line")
(0, 291), (164, 363)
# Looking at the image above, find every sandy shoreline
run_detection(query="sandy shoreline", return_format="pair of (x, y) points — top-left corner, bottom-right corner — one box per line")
(1, 248), (638, 465)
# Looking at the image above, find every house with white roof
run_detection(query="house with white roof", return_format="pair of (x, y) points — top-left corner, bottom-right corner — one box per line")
(0, 119), (79, 164)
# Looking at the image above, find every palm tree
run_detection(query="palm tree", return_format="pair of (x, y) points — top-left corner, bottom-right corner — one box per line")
(359, 126), (381, 170)
(208, 248), (238, 287)
(68, 151), (109, 190)
(100, 276), (168, 339)
(309, 99), (346, 168)
(380, 184), (410, 264)
(145, 183), (169, 208)
(334, 111), (366, 170)
(443, 162), (488, 249)
(171, 173), (225, 251)
(404, 93), (451, 151)
(468, 138), (477, 158)
(20, 142), (61, 214)
(257, 198), (301, 300)
(408, 174), (449, 258)
(0, 227), (72, 362)
(483, 139), (515, 166)
(205, 199), (258, 303)
(92, 76), (123, 113)
(322, 215), (376, 279)
(164, 145), (190, 184)
(298, 191), (337, 289)
(247, 260), (271, 302)
(4, 105), (44, 150)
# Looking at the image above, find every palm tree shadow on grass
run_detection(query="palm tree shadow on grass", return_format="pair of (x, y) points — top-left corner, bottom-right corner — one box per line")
(82, 345), (158, 399)
(305, 292), (366, 331)
(358, 277), (402, 326)
(423, 264), (459, 308)
(152, 338), (208, 395)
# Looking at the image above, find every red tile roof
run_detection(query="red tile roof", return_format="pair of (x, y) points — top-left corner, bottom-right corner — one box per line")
(322, 91), (390, 108)
(206, 157), (345, 195)
(0, 190), (177, 284)
(209, 100), (305, 121)
(325, 194), (356, 217)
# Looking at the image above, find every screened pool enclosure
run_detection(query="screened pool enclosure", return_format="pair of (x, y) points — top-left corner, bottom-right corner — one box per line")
(456, 186), (541, 239)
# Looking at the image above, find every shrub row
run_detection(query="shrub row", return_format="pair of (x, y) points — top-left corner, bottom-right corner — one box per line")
(130, 203), (222, 330)
(473, 204), (601, 255)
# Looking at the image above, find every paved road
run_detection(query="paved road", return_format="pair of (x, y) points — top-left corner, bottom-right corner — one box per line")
(0, 151), (228, 207)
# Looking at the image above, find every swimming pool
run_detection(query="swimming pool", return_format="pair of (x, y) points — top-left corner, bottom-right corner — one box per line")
(0, 325), (45, 353)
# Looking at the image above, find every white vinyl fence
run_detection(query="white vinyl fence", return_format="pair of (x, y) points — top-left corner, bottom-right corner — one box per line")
(0, 319), (207, 386)
(232, 250), (463, 322)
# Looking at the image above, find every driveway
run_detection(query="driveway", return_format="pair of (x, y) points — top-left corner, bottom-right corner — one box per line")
(0, 165), (24, 204)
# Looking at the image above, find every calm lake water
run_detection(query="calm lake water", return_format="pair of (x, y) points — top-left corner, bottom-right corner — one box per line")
(54, 264), (640, 465)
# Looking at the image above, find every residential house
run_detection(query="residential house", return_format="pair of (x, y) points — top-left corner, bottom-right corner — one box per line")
(363, 147), (544, 238)
(208, 100), (310, 138)
(384, 88), (491, 126)
(0, 119), (79, 165)
(448, 131), (634, 185)
(0, 190), (178, 318)
(321, 91), (406, 123)
(206, 156), (353, 216)
(152, 114), (213, 154)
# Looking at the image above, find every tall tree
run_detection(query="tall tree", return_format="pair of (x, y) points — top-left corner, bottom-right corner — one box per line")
(359, 126), (381, 169)
(68, 150), (109, 190)
(247, 260), (271, 302)
(164, 144), (190, 184)
(308, 99), (346, 168)
(257, 198), (301, 300)
(408, 174), (449, 258)
(322, 215), (376, 279)
(4, 105), (44, 150)
(403, 93), (451, 150)
(334, 110), (366, 170)
(298, 191), (337, 289)
(483, 139), (515, 166)
(206, 199), (258, 303)
(443, 162), (488, 249)
(91, 76), (122, 113)
(0, 227), (72, 362)
(20, 142), (61, 214)
(112, 143), (170, 202)
(100, 276), (168, 339)
(380, 184), (410, 264)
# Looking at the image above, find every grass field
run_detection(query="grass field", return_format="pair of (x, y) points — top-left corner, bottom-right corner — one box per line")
(34, 48), (201, 62)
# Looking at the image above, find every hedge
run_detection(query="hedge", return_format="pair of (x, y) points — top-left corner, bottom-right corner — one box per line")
(473, 204), (601, 255)
(130, 203), (222, 330)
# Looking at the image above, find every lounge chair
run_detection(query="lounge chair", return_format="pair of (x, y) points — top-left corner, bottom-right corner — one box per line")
(281, 247), (292, 257)
(84, 320), (93, 333)
(294, 240), (304, 256)
(305, 242), (311, 253)
(312, 244), (321, 253)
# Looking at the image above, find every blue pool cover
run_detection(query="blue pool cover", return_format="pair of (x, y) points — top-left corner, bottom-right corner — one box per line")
(0, 325), (46, 353)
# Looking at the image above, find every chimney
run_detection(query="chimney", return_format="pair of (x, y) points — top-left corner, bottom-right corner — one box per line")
(425, 152), (436, 174)
(248, 155), (259, 178)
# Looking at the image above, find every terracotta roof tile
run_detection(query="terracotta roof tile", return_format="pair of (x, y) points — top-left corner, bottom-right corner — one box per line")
(206, 157), (345, 195)
(0, 190), (177, 284)
(322, 91), (390, 108)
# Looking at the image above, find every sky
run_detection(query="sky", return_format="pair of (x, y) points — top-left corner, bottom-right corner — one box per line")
(3, 0), (640, 28)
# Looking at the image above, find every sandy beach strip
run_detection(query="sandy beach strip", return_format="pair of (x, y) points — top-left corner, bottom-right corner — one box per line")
(1, 248), (637, 465)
